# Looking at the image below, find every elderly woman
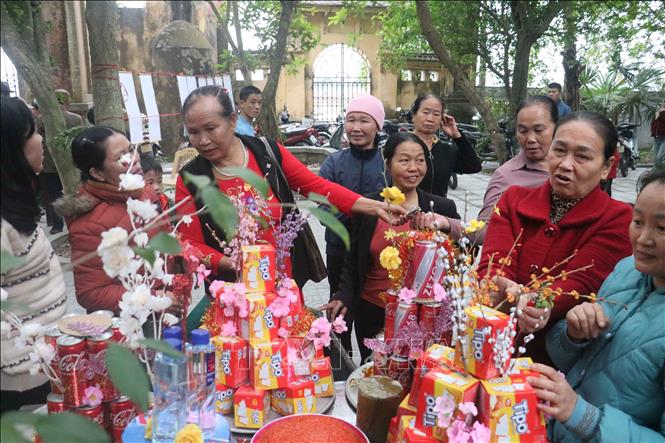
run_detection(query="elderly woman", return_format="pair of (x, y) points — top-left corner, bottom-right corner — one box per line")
(528, 167), (665, 442)
(55, 127), (166, 313)
(474, 96), (557, 243)
(174, 85), (403, 293)
(411, 93), (481, 197)
(1, 97), (67, 412)
(478, 112), (633, 365)
(324, 132), (461, 362)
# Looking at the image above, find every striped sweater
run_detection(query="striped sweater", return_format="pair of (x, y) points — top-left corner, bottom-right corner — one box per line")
(1, 219), (67, 392)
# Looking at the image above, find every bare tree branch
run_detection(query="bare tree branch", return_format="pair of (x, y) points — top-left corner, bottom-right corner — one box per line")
(206, 0), (252, 82)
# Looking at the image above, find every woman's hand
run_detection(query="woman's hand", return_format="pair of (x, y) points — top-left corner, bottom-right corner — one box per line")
(318, 299), (347, 321)
(410, 212), (451, 233)
(565, 302), (609, 341)
(516, 293), (550, 333)
(351, 197), (407, 224)
(440, 114), (462, 139)
(528, 363), (578, 422)
(488, 275), (520, 310)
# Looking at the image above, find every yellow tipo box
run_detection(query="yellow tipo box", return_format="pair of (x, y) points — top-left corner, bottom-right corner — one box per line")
(241, 244), (276, 293)
(233, 384), (270, 429)
(416, 367), (480, 440)
(479, 374), (548, 442)
(270, 378), (317, 416)
(454, 305), (512, 380)
(239, 292), (280, 346)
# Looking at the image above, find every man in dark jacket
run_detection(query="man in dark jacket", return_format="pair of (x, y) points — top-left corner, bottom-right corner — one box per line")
(319, 94), (387, 353)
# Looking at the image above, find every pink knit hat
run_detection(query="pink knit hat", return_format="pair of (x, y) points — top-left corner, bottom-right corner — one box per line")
(345, 94), (385, 130)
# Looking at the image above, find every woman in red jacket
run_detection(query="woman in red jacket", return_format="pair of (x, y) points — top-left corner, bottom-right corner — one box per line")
(55, 127), (166, 314)
(478, 111), (633, 365)
(174, 85), (403, 295)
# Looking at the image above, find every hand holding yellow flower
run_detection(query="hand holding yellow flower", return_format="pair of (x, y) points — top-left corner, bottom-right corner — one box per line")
(380, 186), (406, 205)
(379, 246), (401, 270)
(464, 218), (486, 234)
(175, 424), (204, 443)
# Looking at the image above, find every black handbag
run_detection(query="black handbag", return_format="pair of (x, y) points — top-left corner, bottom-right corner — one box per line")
(260, 138), (328, 284)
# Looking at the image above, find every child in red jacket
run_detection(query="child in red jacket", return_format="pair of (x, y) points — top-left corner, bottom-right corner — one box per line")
(141, 156), (171, 212)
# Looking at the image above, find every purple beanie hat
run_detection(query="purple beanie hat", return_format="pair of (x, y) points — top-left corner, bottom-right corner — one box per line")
(345, 95), (385, 130)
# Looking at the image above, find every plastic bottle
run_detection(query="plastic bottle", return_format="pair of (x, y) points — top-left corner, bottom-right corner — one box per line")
(152, 338), (187, 443)
(163, 326), (183, 341)
(185, 329), (216, 439)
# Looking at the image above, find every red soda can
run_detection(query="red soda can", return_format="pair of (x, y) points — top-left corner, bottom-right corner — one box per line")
(46, 393), (67, 414)
(419, 302), (442, 335)
(57, 335), (89, 407)
(403, 240), (437, 292)
(74, 403), (105, 428)
(110, 317), (124, 342)
(44, 326), (63, 395)
(108, 395), (137, 441)
(384, 302), (398, 342)
(386, 355), (413, 391)
(87, 331), (119, 402)
(392, 302), (419, 356)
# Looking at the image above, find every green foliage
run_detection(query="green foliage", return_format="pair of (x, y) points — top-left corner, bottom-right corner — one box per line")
(139, 338), (186, 359)
(106, 342), (151, 413)
(0, 411), (109, 443)
(53, 125), (87, 152)
(133, 232), (182, 265)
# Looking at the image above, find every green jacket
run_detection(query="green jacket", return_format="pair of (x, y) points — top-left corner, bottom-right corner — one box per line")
(546, 256), (665, 442)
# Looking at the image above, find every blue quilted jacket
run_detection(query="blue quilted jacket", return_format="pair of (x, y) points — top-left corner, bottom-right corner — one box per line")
(546, 256), (665, 442)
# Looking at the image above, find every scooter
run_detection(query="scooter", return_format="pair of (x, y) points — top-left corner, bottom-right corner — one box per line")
(617, 122), (639, 177)
(282, 125), (327, 147)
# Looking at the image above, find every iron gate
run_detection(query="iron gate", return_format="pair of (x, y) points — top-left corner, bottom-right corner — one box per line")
(313, 76), (370, 122)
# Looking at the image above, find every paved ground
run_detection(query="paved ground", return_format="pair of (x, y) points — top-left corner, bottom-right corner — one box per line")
(49, 163), (643, 364)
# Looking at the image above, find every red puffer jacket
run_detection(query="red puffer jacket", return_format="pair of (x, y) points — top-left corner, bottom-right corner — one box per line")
(55, 181), (166, 314)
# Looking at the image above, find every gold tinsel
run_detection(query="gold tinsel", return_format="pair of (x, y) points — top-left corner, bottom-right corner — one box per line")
(200, 303), (221, 337)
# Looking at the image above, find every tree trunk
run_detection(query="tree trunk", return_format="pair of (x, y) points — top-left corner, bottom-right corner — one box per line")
(1, 1), (79, 194)
(509, 35), (533, 116)
(85, 1), (125, 132)
(256, 0), (297, 142)
(415, 0), (506, 162)
(562, 3), (581, 111)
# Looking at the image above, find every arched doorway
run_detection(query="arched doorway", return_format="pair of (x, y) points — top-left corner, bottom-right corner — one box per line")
(312, 44), (370, 122)
(1, 47), (20, 96)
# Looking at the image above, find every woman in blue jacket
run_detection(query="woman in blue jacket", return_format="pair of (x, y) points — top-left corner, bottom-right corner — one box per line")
(527, 167), (665, 442)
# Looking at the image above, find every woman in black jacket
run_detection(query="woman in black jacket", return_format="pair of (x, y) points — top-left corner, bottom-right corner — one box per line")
(322, 132), (461, 362)
(412, 93), (482, 197)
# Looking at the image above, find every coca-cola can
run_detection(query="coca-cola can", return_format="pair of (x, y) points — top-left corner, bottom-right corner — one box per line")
(403, 240), (437, 292)
(87, 331), (119, 402)
(419, 302), (442, 335)
(46, 393), (67, 414)
(110, 317), (124, 342)
(74, 403), (105, 429)
(384, 302), (398, 342)
(56, 335), (89, 407)
(386, 355), (413, 391)
(45, 326), (63, 395)
(108, 395), (137, 441)
(393, 302), (419, 356)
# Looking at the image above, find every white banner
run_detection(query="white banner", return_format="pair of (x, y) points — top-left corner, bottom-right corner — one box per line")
(118, 72), (143, 143)
(176, 76), (189, 107)
(139, 74), (161, 142)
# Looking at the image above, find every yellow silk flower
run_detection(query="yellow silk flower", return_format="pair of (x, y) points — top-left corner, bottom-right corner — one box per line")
(380, 246), (402, 270)
(174, 424), (204, 443)
(380, 186), (406, 205)
(464, 219), (486, 234)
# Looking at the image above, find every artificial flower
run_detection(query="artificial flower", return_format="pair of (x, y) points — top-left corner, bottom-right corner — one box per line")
(195, 264), (211, 287)
(398, 288), (417, 303)
(469, 421), (491, 443)
(181, 214), (193, 226)
(447, 419), (470, 443)
(119, 153), (134, 166)
(127, 198), (158, 222)
(384, 229), (397, 241)
(269, 297), (291, 318)
(332, 315), (348, 333)
(464, 219), (486, 234)
(0, 287), (7, 301)
(220, 321), (237, 337)
(148, 296), (172, 312)
(118, 173), (145, 191)
(380, 186), (406, 205)
(433, 283), (447, 302)
(99, 245), (136, 278)
(98, 227), (129, 251)
(435, 393), (456, 428)
(83, 385), (104, 407)
(379, 246), (401, 271)
(174, 424), (203, 443)
(209, 280), (225, 298)
(133, 232), (149, 248)
(306, 317), (332, 348)
(458, 402), (478, 417)
(19, 322), (44, 339)
(29, 337), (55, 365)
(278, 327), (290, 339)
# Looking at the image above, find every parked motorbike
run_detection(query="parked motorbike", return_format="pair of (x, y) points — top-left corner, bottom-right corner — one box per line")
(282, 124), (327, 147)
(617, 122), (639, 177)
